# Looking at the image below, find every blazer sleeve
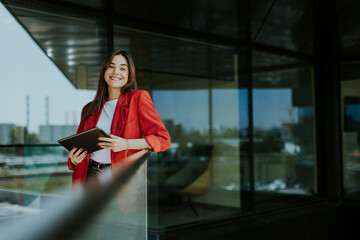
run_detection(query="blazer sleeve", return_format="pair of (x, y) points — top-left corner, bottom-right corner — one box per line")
(137, 91), (171, 152)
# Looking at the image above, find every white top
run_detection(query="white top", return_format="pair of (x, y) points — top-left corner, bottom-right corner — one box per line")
(90, 99), (118, 164)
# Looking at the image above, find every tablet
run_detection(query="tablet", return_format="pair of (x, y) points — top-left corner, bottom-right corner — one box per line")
(58, 127), (110, 153)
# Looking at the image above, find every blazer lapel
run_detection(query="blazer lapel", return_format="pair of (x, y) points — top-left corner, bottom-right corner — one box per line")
(83, 108), (101, 131)
(111, 93), (130, 137)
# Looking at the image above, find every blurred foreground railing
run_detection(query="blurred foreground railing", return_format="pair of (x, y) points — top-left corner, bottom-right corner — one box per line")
(0, 144), (72, 196)
(0, 149), (150, 240)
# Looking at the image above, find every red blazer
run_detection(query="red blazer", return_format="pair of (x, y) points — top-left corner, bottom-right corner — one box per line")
(68, 90), (171, 186)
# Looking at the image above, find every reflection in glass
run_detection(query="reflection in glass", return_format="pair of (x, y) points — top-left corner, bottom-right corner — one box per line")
(0, 145), (72, 229)
(340, 1), (360, 57)
(252, 52), (315, 206)
(251, 0), (313, 54)
(342, 80), (360, 194)
(149, 86), (242, 227)
(0, 4), (97, 236)
(0, 145), (71, 193)
(0, 151), (148, 240)
(114, 25), (243, 230)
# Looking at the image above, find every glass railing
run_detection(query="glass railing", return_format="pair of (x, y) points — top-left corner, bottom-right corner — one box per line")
(0, 149), (149, 240)
(147, 144), (241, 235)
(0, 138), (320, 240)
(0, 144), (72, 195)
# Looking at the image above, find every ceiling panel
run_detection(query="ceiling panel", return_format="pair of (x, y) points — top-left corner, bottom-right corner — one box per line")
(4, 4), (107, 89)
(2, 0), (317, 91)
(113, 0), (245, 41)
(114, 26), (239, 87)
(339, 0), (360, 57)
(251, 0), (313, 54)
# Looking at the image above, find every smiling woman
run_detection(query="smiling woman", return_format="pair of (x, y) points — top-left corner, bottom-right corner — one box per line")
(104, 55), (130, 95)
(81, 50), (138, 122)
(67, 50), (171, 186)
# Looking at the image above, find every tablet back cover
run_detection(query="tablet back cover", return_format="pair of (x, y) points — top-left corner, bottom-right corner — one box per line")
(58, 127), (109, 153)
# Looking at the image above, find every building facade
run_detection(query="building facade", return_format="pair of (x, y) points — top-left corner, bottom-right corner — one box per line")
(0, 0), (359, 239)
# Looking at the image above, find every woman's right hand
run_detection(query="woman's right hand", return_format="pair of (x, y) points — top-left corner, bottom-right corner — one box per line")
(68, 147), (87, 166)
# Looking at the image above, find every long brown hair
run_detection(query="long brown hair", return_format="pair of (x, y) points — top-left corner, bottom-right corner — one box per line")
(82, 50), (137, 122)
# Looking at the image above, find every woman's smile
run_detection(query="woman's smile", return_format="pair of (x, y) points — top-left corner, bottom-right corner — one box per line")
(110, 76), (122, 81)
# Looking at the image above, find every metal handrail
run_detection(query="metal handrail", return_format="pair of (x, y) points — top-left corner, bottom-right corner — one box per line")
(0, 150), (150, 240)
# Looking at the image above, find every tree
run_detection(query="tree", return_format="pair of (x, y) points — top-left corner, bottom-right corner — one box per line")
(9, 126), (40, 144)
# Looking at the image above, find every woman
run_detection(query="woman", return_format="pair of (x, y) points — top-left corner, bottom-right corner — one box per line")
(67, 50), (171, 186)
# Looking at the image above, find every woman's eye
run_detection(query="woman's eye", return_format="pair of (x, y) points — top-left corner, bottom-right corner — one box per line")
(121, 68), (126, 71)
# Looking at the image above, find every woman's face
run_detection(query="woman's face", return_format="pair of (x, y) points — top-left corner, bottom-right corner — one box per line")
(104, 54), (129, 91)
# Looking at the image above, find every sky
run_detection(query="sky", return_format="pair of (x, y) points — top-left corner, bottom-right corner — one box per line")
(153, 89), (247, 131)
(153, 88), (294, 131)
(0, 3), (297, 134)
(0, 4), (95, 133)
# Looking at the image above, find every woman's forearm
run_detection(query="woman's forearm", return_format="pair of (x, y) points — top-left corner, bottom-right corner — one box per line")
(127, 138), (151, 150)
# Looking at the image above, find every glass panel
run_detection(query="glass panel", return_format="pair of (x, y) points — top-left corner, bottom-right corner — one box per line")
(339, 1), (360, 57)
(58, 0), (105, 9)
(341, 75), (360, 195)
(114, 26), (243, 230)
(190, 0), (246, 39)
(0, 4), (96, 144)
(251, 0), (313, 54)
(0, 152), (148, 240)
(114, 27), (235, 83)
(113, 0), (245, 40)
(252, 50), (315, 208)
(73, 160), (148, 240)
(0, 5), (147, 239)
(114, 0), (191, 29)
(0, 146), (71, 194)
(0, 0), (92, 221)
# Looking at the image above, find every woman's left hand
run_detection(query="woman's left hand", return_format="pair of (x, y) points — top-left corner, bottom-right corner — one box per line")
(98, 134), (128, 152)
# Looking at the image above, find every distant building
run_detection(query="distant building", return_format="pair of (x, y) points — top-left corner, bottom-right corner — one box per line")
(38, 125), (77, 144)
(0, 124), (15, 144)
(281, 122), (296, 141)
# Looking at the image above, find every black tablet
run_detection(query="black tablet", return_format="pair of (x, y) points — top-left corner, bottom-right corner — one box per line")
(58, 127), (110, 153)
